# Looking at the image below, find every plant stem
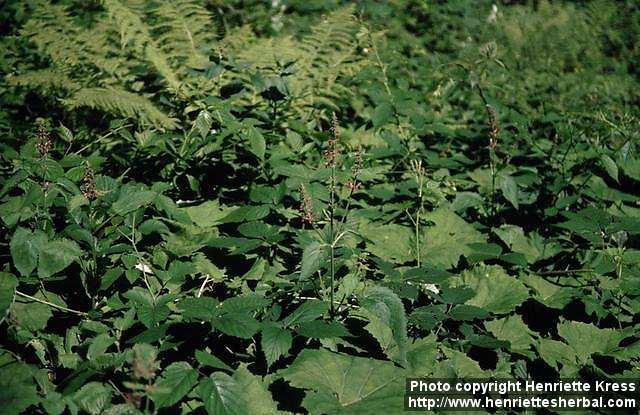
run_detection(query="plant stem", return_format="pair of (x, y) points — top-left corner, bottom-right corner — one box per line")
(16, 291), (87, 316)
(329, 162), (336, 319)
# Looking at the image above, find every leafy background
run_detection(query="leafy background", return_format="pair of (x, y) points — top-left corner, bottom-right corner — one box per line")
(1, 0), (639, 414)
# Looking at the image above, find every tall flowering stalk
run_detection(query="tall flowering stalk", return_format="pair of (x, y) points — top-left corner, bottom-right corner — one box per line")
(299, 113), (364, 318)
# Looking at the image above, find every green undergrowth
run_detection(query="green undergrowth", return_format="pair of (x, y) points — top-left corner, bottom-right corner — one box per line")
(0, 1), (639, 414)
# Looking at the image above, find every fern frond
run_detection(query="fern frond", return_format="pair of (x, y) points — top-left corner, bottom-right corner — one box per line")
(21, 1), (86, 68)
(153, 0), (215, 68)
(7, 69), (81, 92)
(68, 88), (178, 130)
(103, 0), (181, 92)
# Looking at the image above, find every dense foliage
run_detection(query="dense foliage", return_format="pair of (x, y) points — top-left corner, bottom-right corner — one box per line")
(1, 1), (639, 413)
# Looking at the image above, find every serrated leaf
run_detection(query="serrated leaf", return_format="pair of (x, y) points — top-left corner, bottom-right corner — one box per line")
(282, 300), (329, 327)
(422, 208), (486, 268)
(556, 321), (624, 363)
(499, 173), (519, 209)
(245, 126), (266, 161)
(453, 265), (529, 314)
(279, 348), (406, 415)
(300, 241), (327, 279)
(296, 320), (349, 338)
(112, 185), (156, 215)
(37, 239), (82, 279)
(261, 325), (292, 366)
(200, 372), (246, 415)
(10, 227), (47, 277)
(152, 362), (198, 408)
(195, 110), (213, 139)
(359, 285), (408, 366)
(73, 382), (112, 415)
(0, 273), (18, 324)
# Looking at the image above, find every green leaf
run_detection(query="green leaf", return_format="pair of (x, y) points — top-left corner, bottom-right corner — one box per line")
(11, 298), (52, 332)
(245, 126), (266, 161)
(233, 365), (281, 415)
(73, 382), (112, 415)
(296, 320), (350, 338)
(536, 339), (578, 375)
(213, 312), (260, 339)
(184, 200), (226, 228)
(10, 227), (46, 277)
(279, 348), (406, 415)
(485, 315), (536, 357)
(360, 223), (413, 264)
(499, 173), (519, 209)
(494, 225), (560, 264)
(601, 154), (619, 182)
(112, 185), (156, 215)
(372, 102), (393, 128)
(453, 265), (529, 314)
(521, 274), (575, 309)
(195, 110), (213, 139)
(359, 285), (408, 366)
(0, 273), (18, 324)
(152, 362), (199, 408)
(200, 372), (246, 415)
(0, 354), (40, 415)
(195, 350), (232, 371)
(87, 333), (115, 360)
(300, 241), (327, 279)
(422, 208), (486, 268)
(261, 325), (292, 366)
(556, 321), (624, 363)
(37, 239), (82, 279)
(282, 300), (329, 327)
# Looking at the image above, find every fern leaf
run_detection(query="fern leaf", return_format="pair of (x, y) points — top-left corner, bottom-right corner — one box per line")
(68, 88), (178, 130)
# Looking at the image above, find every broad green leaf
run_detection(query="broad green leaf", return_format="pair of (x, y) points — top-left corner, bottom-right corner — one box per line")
(112, 185), (156, 215)
(358, 285), (408, 365)
(300, 241), (327, 279)
(0, 354), (40, 415)
(0, 273), (18, 323)
(37, 239), (82, 278)
(422, 208), (485, 268)
(233, 365), (281, 415)
(152, 362), (198, 408)
(360, 223), (413, 264)
(10, 227), (46, 277)
(184, 200), (227, 228)
(195, 350), (232, 371)
(213, 312), (260, 339)
(282, 300), (329, 327)
(494, 225), (559, 264)
(87, 333), (114, 360)
(11, 298), (52, 332)
(485, 315), (536, 357)
(296, 320), (350, 338)
(536, 338), (578, 376)
(433, 348), (485, 378)
(73, 382), (112, 415)
(195, 110), (213, 139)
(520, 274), (575, 309)
(200, 372), (246, 415)
(557, 321), (624, 363)
(245, 126), (266, 160)
(280, 348), (406, 415)
(453, 265), (529, 314)
(499, 173), (519, 209)
(261, 325), (292, 366)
